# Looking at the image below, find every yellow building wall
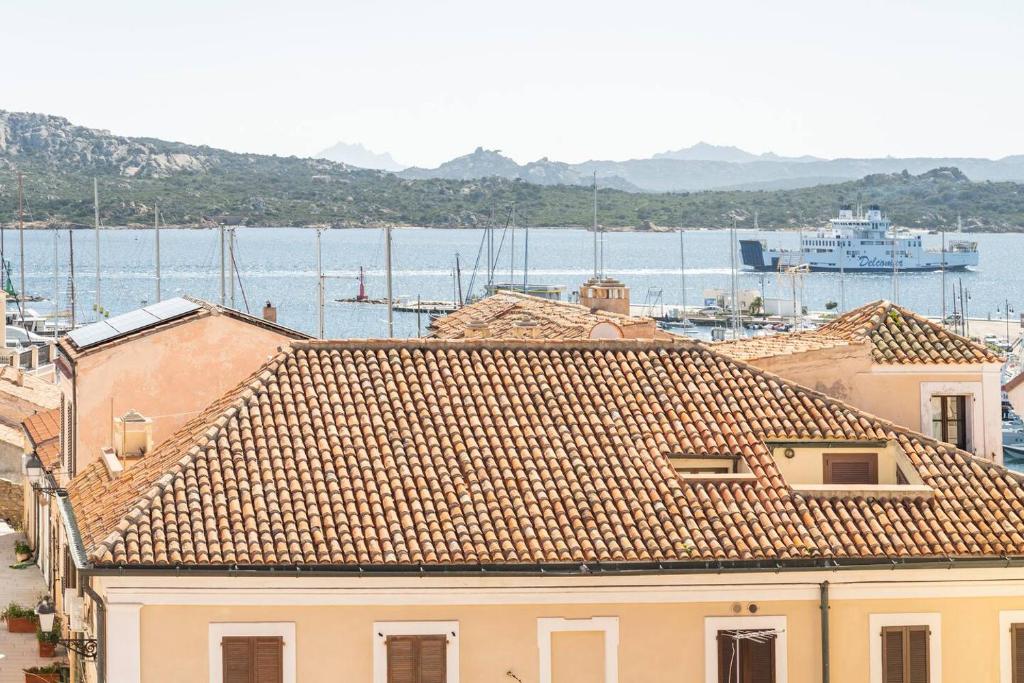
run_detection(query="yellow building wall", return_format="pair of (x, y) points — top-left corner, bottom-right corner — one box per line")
(134, 594), (1024, 682)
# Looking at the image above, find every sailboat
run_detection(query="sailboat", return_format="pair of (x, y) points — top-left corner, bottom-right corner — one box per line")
(660, 225), (694, 330)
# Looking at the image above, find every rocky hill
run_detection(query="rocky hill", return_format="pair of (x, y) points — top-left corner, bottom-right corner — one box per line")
(400, 147), (640, 191)
(0, 110), (1022, 231)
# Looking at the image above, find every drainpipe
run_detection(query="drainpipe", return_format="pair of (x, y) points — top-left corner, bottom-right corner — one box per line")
(820, 580), (830, 683)
(83, 579), (105, 683)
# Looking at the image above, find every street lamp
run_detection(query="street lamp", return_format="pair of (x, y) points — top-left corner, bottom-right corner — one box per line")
(35, 597), (55, 632)
(23, 453), (43, 485)
(998, 300), (1015, 346)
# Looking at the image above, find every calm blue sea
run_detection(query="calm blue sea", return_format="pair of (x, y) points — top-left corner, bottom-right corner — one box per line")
(6, 227), (1021, 340)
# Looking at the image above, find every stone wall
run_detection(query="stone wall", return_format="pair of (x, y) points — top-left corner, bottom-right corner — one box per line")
(0, 477), (23, 527)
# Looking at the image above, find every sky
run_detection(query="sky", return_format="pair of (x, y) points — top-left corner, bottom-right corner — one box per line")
(4, 0), (1023, 167)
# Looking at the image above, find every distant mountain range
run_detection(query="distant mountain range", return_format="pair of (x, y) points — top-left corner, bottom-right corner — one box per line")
(398, 143), (1024, 193)
(2, 110), (1023, 231)
(316, 141), (405, 172)
(651, 141), (822, 164)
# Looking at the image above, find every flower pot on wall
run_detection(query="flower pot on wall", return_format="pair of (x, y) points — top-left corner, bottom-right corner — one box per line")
(23, 674), (60, 683)
(6, 616), (37, 633)
(37, 640), (56, 657)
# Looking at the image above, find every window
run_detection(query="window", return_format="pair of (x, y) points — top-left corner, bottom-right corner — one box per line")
(717, 630), (775, 683)
(931, 395), (967, 449)
(386, 635), (446, 683)
(221, 636), (283, 683)
(823, 453), (878, 485)
(881, 626), (929, 683)
(1012, 624), (1024, 683)
(374, 622), (459, 683)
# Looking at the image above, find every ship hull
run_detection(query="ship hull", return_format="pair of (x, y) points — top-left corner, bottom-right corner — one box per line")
(739, 238), (977, 273)
(744, 263), (972, 273)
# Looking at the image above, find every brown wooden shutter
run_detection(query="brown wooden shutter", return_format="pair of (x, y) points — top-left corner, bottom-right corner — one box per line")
(221, 636), (283, 683)
(418, 635), (446, 683)
(717, 633), (738, 683)
(882, 626), (929, 683)
(253, 637), (284, 683)
(1012, 624), (1024, 683)
(387, 634), (447, 683)
(824, 453), (878, 485)
(716, 631), (774, 683)
(882, 627), (905, 683)
(222, 637), (253, 683)
(907, 627), (929, 683)
(744, 635), (776, 683)
(387, 636), (418, 683)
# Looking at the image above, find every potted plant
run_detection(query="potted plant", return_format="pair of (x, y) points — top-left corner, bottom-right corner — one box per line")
(2, 602), (38, 633)
(22, 664), (63, 683)
(14, 540), (31, 563)
(37, 615), (60, 657)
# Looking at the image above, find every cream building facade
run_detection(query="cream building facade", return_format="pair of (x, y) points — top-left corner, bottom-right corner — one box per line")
(43, 338), (1024, 683)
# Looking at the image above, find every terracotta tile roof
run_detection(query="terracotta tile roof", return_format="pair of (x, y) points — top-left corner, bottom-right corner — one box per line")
(430, 291), (658, 340)
(68, 339), (1024, 569)
(23, 408), (60, 447)
(819, 300), (1003, 365)
(713, 331), (857, 362)
(23, 408), (61, 468)
(716, 301), (1002, 366)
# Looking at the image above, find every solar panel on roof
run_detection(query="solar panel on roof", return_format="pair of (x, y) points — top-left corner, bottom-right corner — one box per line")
(67, 321), (119, 348)
(104, 309), (161, 334)
(66, 298), (203, 349)
(144, 297), (201, 321)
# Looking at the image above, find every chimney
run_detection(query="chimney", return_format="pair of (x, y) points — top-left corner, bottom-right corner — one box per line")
(578, 277), (631, 316)
(511, 317), (541, 339)
(112, 409), (153, 468)
(463, 317), (490, 339)
(262, 301), (278, 323)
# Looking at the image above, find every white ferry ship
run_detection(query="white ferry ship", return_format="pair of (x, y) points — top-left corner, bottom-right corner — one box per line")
(739, 205), (978, 273)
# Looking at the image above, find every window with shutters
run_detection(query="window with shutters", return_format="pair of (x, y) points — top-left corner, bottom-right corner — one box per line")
(881, 625), (929, 683)
(221, 636), (284, 683)
(931, 395), (967, 450)
(823, 453), (878, 485)
(386, 635), (447, 683)
(1012, 624), (1024, 683)
(716, 630), (776, 683)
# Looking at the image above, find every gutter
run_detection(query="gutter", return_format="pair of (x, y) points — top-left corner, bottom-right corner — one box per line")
(820, 581), (830, 683)
(82, 580), (105, 683)
(76, 555), (1024, 579)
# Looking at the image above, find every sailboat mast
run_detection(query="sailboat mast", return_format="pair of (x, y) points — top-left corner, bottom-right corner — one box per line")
(522, 220), (529, 292)
(18, 173), (25, 326)
(891, 220), (899, 304)
(219, 224), (226, 305)
(154, 205), (161, 303)
(940, 227), (946, 326)
(730, 218), (739, 339)
(384, 223), (393, 338)
(53, 228), (59, 338)
(456, 252), (464, 306)
(68, 229), (76, 329)
(229, 228), (237, 309)
(593, 171), (598, 278)
(508, 203), (515, 286)
(679, 222), (687, 320)
(94, 178), (101, 317)
(316, 228), (324, 339)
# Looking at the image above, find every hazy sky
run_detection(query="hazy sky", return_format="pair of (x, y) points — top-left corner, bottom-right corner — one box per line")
(5, 0), (1022, 167)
